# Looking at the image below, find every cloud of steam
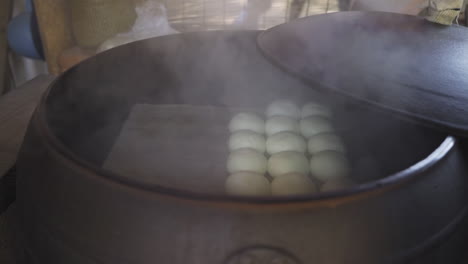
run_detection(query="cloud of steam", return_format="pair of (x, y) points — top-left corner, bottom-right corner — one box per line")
(43, 7), (448, 193)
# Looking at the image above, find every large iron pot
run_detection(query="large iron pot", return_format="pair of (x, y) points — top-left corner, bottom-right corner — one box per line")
(16, 13), (468, 264)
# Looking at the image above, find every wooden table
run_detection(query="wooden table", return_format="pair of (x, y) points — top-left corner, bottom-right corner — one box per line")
(0, 75), (54, 179)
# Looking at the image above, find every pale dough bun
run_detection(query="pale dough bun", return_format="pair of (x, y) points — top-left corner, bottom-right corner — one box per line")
(265, 116), (300, 136)
(271, 173), (318, 196)
(300, 116), (334, 138)
(225, 172), (271, 196)
(266, 132), (306, 155)
(301, 102), (332, 118)
(321, 178), (355, 192)
(266, 100), (301, 119)
(229, 112), (265, 134)
(267, 151), (309, 177)
(307, 133), (345, 155)
(310, 151), (350, 182)
(229, 130), (266, 153)
(227, 149), (267, 174)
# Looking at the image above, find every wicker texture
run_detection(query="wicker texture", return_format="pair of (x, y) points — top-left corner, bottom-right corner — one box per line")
(426, 0), (463, 25)
(71, 0), (137, 47)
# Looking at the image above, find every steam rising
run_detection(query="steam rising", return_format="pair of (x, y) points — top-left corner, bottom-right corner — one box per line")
(45, 11), (448, 194)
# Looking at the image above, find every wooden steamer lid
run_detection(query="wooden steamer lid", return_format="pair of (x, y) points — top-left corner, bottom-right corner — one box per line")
(258, 11), (468, 137)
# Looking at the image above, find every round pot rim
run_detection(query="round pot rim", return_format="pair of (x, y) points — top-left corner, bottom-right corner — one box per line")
(31, 34), (455, 207)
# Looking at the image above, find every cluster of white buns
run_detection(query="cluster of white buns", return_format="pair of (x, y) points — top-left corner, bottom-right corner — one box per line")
(226, 112), (270, 196)
(300, 102), (354, 192)
(225, 100), (354, 197)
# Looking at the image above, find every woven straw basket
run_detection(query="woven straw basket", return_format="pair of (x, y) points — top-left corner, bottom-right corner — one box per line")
(71, 0), (137, 47)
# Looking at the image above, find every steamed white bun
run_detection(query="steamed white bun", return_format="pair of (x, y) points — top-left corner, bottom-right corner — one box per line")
(265, 116), (300, 136)
(227, 149), (267, 174)
(271, 173), (318, 196)
(268, 151), (309, 178)
(310, 151), (350, 182)
(266, 100), (300, 119)
(225, 172), (271, 196)
(307, 133), (345, 155)
(229, 112), (265, 134)
(229, 130), (266, 153)
(300, 116), (334, 138)
(266, 132), (306, 155)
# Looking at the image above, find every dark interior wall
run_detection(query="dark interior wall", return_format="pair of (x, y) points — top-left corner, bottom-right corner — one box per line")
(0, 0), (13, 95)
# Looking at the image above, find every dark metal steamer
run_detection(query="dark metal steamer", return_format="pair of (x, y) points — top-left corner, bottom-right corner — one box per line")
(16, 13), (468, 264)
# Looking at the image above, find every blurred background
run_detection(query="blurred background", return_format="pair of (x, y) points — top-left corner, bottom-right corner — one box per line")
(1, 0), (468, 94)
